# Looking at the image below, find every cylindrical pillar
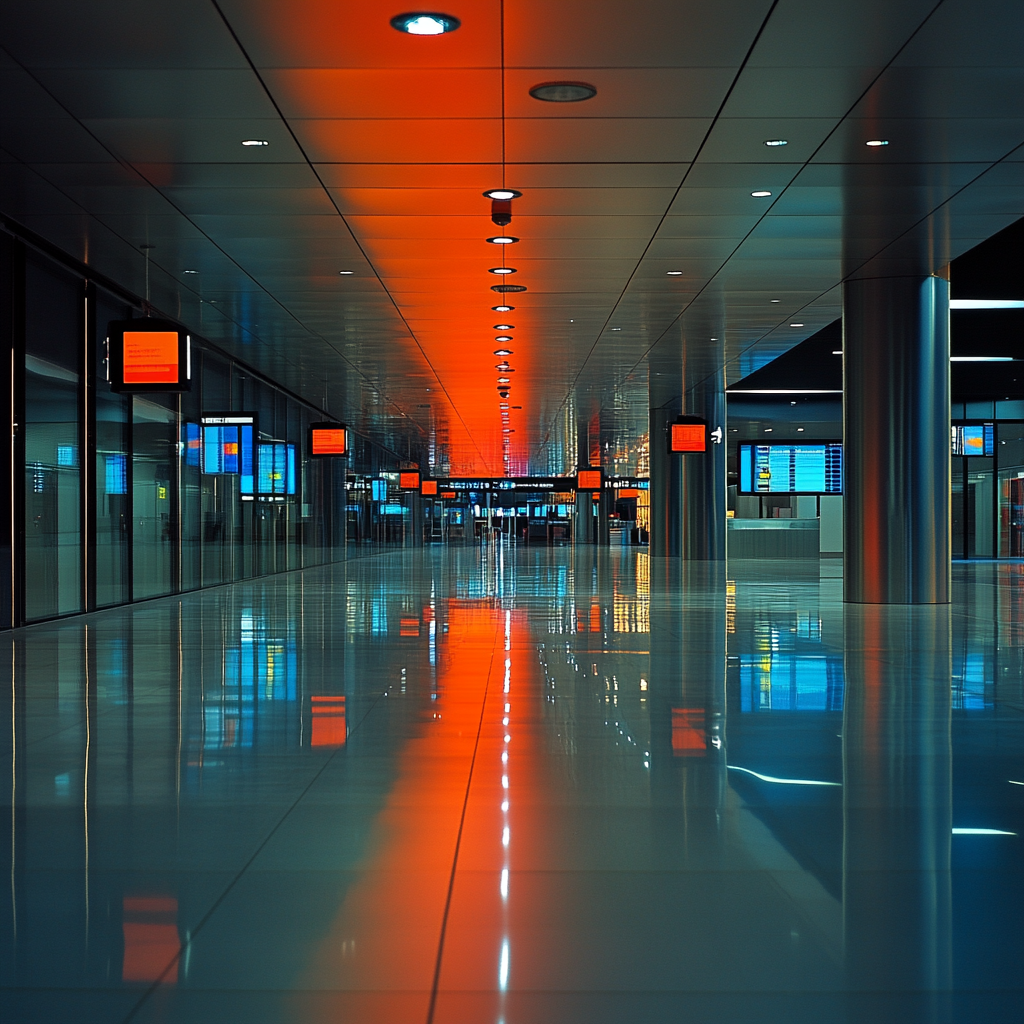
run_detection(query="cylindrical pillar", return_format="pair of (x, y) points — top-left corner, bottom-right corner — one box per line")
(843, 275), (950, 603)
(843, 604), (952, 1018)
(680, 372), (727, 561)
(649, 405), (682, 556)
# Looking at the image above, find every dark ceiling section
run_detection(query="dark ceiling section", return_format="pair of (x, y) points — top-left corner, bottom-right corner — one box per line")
(732, 215), (1024, 400)
(1, 1), (1023, 473)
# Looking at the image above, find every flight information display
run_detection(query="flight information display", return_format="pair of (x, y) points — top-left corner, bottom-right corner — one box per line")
(256, 442), (296, 497)
(951, 423), (994, 456)
(738, 442), (843, 494)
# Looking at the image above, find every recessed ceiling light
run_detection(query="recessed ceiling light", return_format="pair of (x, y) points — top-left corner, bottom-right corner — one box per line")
(241, 139), (269, 147)
(183, 269), (199, 274)
(492, 304), (514, 312)
(498, 377), (511, 383)
(487, 236), (519, 245)
(764, 139), (788, 147)
(666, 271), (683, 276)
(490, 267), (516, 275)
(529, 81), (597, 103)
(493, 324), (514, 330)
(390, 12), (460, 34)
(611, 327), (622, 331)
(494, 336), (513, 343)
(483, 189), (522, 201)
(496, 363), (510, 370)
(797, 427), (804, 432)
(494, 349), (513, 356)
(790, 323), (804, 327)
(770, 299), (780, 303)
(865, 139), (889, 147)
(751, 190), (772, 197)
(339, 270), (354, 275)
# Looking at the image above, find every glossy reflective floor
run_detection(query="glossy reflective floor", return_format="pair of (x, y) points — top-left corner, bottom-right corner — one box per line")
(1, 546), (1022, 1023)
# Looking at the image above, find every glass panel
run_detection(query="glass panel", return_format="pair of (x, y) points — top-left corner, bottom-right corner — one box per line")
(997, 422), (1024, 557)
(94, 292), (131, 607)
(966, 458), (994, 557)
(132, 396), (177, 599)
(24, 257), (81, 620)
(951, 459), (965, 559)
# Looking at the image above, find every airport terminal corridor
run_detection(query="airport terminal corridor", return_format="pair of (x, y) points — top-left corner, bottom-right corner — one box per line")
(0, 546), (1021, 1023)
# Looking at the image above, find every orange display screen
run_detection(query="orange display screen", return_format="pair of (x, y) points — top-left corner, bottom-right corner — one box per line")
(399, 472), (420, 489)
(441, 490), (457, 499)
(311, 427), (348, 455)
(123, 331), (179, 384)
(421, 479), (438, 495)
(577, 470), (602, 490)
(617, 488), (640, 498)
(671, 422), (706, 452)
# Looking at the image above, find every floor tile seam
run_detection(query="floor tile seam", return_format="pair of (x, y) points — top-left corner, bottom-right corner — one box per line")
(115, 680), (395, 1024)
(424, 618), (504, 1024)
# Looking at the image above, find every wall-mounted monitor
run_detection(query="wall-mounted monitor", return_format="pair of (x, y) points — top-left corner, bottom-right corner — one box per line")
(951, 423), (994, 456)
(256, 442), (296, 497)
(201, 413), (257, 496)
(421, 479), (438, 495)
(183, 422), (202, 467)
(107, 319), (191, 393)
(399, 472), (420, 490)
(669, 417), (706, 453)
(738, 442), (843, 495)
(309, 423), (350, 457)
(577, 469), (603, 490)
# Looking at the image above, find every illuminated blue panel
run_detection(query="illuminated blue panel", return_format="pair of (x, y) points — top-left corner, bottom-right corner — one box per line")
(746, 443), (843, 494)
(184, 422), (201, 467)
(286, 444), (296, 495)
(105, 454), (127, 495)
(739, 444), (752, 492)
(240, 425), (254, 494)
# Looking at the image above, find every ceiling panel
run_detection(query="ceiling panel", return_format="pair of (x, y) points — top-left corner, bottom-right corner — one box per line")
(1, 0), (1023, 475)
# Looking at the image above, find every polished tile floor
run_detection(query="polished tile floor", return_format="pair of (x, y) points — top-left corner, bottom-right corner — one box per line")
(1, 545), (1022, 1023)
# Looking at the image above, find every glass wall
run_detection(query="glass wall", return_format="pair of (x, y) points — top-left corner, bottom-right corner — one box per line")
(4, 229), (408, 627)
(23, 256), (82, 621)
(94, 290), (132, 607)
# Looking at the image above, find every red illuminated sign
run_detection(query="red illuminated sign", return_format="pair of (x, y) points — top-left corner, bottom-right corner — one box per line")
(108, 319), (190, 393)
(399, 472), (420, 489)
(671, 421), (706, 453)
(309, 424), (349, 456)
(124, 331), (178, 384)
(421, 479), (438, 495)
(441, 490), (457, 499)
(577, 469), (603, 490)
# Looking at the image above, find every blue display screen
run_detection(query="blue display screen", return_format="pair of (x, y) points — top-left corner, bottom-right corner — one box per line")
(184, 422), (201, 467)
(256, 442), (295, 496)
(105, 454), (127, 495)
(739, 443), (843, 494)
(952, 423), (995, 456)
(371, 479), (387, 502)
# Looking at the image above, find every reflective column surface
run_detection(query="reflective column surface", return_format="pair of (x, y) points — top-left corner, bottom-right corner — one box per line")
(1, 548), (1022, 1023)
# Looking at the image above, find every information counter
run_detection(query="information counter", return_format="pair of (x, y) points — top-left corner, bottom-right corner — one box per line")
(727, 517), (820, 559)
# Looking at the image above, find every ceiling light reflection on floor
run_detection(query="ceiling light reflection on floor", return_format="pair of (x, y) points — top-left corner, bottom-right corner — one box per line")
(952, 827), (1016, 835)
(728, 765), (841, 786)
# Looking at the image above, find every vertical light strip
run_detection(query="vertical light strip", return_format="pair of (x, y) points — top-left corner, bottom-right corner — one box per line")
(10, 642), (16, 941)
(82, 289), (89, 611)
(83, 624), (90, 939)
(10, 346), (15, 623)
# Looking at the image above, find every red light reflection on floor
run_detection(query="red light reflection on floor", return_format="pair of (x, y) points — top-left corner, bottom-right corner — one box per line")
(311, 695), (346, 747)
(291, 600), (506, 1014)
(122, 896), (179, 984)
(671, 707), (707, 756)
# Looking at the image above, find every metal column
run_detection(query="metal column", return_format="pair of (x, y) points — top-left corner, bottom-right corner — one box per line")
(843, 275), (950, 604)
(680, 372), (727, 561)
